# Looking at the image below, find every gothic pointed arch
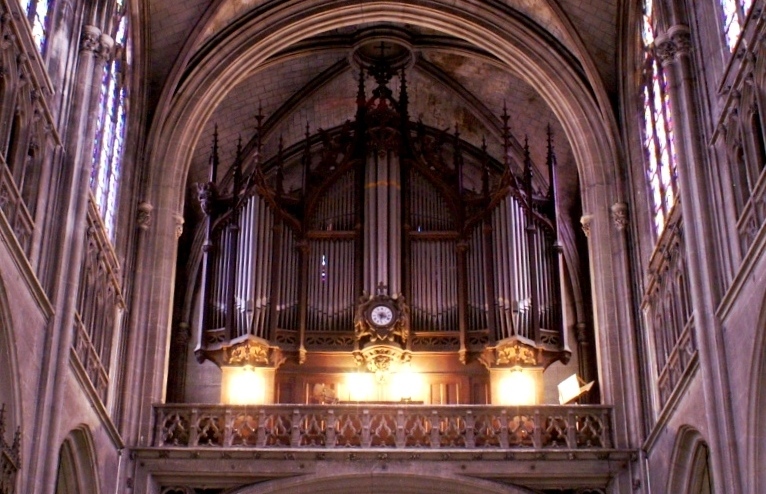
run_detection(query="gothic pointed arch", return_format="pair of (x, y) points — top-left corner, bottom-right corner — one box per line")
(748, 291), (766, 494)
(0, 274), (22, 490)
(666, 427), (714, 494)
(230, 472), (536, 494)
(54, 427), (101, 494)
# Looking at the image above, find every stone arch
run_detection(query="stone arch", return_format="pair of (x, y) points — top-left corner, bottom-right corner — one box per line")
(54, 426), (101, 494)
(748, 291), (766, 494)
(230, 471), (534, 494)
(134, 1), (631, 449)
(0, 274), (21, 444)
(145, 1), (621, 212)
(666, 426), (713, 494)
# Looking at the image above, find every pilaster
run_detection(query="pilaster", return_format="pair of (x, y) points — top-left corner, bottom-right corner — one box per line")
(655, 24), (743, 493)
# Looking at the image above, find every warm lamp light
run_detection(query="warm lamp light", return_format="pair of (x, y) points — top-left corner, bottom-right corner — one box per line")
(223, 365), (266, 405)
(346, 371), (375, 401)
(498, 366), (537, 405)
(557, 373), (594, 404)
(391, 363), (423, 402)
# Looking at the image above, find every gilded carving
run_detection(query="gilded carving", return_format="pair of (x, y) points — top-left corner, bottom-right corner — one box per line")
(494, 340), (540, 367)
(223, 339), (270, 367)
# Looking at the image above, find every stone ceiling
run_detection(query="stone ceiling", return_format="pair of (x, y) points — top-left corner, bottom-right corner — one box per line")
(143, 1), (620, 221)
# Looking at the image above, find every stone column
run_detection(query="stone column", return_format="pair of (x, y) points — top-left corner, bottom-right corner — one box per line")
(579, 195), (643, 494)
(29, 25), (114, 494)
(655, 25), (743, 493)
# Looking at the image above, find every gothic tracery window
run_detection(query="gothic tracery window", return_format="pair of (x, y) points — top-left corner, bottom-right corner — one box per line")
(91, 3), (129, 238)
(720, 0), (753, 51)
(18, 0), (53, 53)
(641, 0), (678, 235)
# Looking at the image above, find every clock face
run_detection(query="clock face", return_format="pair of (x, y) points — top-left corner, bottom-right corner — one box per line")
(370, 305), (394, 327)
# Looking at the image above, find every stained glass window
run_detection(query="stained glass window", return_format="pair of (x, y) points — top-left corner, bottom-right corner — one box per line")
(721, 0), (753, 51)
(19, 0), (53, 53)
(91, 6), (129, 238)
(641, 0), (678, 235)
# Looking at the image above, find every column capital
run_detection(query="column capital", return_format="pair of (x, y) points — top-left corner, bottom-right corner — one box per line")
(174, 214), (185, 239)
(97, 33), (115, 63)
(80, 25), (102, 53)
(137, 202), (153, 230)
(611, 202), (629, 231)
(668, 25), (691, 58)
(654, 25), (691, 66)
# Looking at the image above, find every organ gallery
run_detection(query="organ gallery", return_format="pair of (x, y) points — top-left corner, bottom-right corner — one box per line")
(191, 37), (577, 405)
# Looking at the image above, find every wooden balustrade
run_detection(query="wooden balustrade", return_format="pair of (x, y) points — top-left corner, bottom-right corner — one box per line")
(153, 404), (613, 451)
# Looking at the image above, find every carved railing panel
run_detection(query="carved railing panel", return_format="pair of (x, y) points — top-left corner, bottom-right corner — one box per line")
(714, 7), (766, 260)
(72, 197), (125, 406)
(153, 404), (614, 450)
(0, 155), (33, 255)
(642, 212), (696, 410)
(736, 165), (766, 254)
(0, 1), (62, 263)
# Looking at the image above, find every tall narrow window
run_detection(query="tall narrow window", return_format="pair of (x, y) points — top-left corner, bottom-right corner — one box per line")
(91, 5), (129, 238)
(721, 0), (753, 51)
(19, 0), (53, 53)
(641, 0), (678, 235)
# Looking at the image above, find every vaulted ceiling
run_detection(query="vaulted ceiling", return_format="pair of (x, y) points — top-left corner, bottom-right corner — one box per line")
(143, 1), (621, 221)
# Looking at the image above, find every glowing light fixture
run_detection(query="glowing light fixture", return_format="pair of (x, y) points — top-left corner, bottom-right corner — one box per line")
(346, 371), (375, 401)
(391, 363), (423, 402)
(222, 365), (266, 405)
(498, 366), (537, 406)
(557, 373), (594, 405)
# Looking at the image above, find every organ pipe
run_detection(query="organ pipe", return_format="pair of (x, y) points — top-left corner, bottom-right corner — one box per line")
(194, 57), (568, 370)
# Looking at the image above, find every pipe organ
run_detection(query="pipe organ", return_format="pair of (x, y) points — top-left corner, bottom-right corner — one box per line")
(194, 38), (571, 400)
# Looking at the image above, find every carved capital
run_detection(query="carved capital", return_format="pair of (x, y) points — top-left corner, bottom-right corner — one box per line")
(575, 322), (588, 343)
(136, 202), (153, 230)
(80, 25), (102, 54)
(580, 214), (593, 238)
(97, 33), (115, 63)
(611, 202), (629, 231)
(174, 214), (185, 239)
(653, 35), (676, 67)
(655, 26), (691, 66)
(668, 25), (691, 58)
(175, 322), (191, 346)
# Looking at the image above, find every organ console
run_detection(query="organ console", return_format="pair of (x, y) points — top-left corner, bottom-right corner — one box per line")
(193, 37), (571, 404)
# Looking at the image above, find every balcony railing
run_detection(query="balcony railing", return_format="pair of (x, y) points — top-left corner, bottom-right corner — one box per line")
(153, 404), (613, 451)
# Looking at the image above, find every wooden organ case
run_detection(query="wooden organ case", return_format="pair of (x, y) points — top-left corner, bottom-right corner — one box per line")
(193, 40), (572, 405)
